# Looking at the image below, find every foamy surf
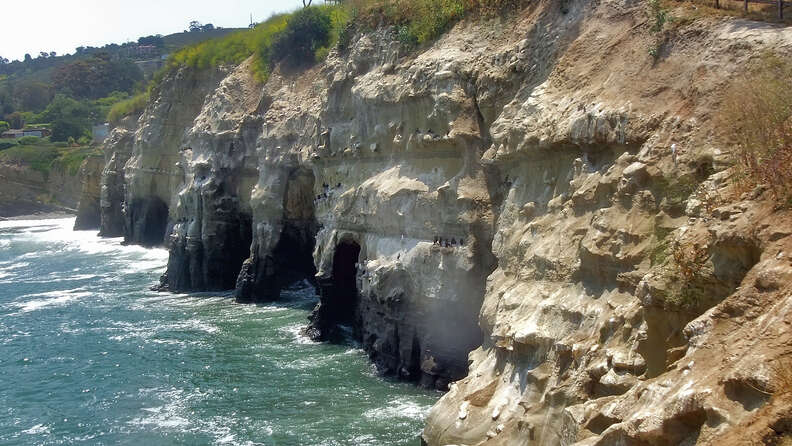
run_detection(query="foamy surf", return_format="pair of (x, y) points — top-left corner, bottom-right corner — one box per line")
(0, 216), (436, 445)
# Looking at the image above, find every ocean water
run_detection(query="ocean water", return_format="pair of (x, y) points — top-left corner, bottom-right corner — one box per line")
(0, 218), (437, 445)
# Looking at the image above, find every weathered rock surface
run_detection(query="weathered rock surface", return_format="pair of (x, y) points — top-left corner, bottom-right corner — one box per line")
(100, 0), (792, 443)
(0, 160), (81, 217)
(99, 116), (138, 237)
(73, 154), (104, 230)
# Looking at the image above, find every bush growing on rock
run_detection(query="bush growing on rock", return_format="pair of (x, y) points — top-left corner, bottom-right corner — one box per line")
(270, 8), (332, 66)
(719, 53), (792, 206)
(107, 92), (149, 124)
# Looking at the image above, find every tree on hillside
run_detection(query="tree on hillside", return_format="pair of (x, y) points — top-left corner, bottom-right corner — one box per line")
(52, 56), (143, 100)
(138, 35), (165, 48)
(14, 81), (54, 112)
(189, 21), (203, 32)
(302, 0), (313, 7)
(39, 95), (95, 141)
(5, 111), (25, 129)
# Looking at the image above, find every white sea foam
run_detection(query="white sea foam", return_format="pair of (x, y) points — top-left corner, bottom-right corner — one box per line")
(11, 289), (92, 313)
(362, 399), (432, 421)
(280, 323), (318, 345)
(21, 424), (50, 435)
(106, 319), (218, 342)
(1, 218), (168, 265)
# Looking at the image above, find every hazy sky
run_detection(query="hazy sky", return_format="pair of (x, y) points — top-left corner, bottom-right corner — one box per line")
(0, 0), (299, 62)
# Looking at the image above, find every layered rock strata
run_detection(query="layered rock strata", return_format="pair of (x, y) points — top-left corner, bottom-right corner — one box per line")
(97, 0), (792, 442)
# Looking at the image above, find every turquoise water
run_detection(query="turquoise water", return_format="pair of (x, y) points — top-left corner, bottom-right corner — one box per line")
(0, 218), (436, 445)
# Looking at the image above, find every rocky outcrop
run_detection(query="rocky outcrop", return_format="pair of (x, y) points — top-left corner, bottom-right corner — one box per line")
(99, 117), (138, 237)
(73, 154), (104, 230)
(123, 67), (229, 246)
(0, 160), (81, 217)
(101, 0), (792, 443)
(160, 60), (261, 291)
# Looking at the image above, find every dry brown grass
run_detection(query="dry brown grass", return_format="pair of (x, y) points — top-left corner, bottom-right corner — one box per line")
(664, 0), (792, 25)
(718, 54), (792, 206)
(770, 357), (792, 397)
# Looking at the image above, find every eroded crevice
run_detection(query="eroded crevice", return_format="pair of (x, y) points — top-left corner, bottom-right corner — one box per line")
(307, 239), (362, 342)
(236, 167), (318, 302)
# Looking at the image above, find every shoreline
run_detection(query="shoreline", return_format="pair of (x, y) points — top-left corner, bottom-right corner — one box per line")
(0, 211), (76, 221)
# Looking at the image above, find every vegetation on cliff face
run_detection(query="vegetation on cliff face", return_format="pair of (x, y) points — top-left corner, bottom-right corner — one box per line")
(156, 6), (348, 83)
(107, 92), (150, 125)
(719, 54), (792, 206)
(0, 139), (97, 177)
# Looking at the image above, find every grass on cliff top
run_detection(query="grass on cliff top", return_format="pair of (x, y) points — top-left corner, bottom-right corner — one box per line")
(112, 0), (528, 122)
(345, 0), (529, 45)
(157, 0), (528, 79)
(107, 91), (149, 124)
(0, 140), (98, 177)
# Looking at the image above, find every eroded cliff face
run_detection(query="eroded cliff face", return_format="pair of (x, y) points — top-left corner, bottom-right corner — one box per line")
(99, 117), (137, 237)
(73, 154), (104, 230)
(100, 0), (792, 443)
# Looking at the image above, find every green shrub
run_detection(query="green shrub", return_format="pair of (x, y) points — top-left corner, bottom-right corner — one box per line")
(107, 91), (149, 124)
(147, 1), (522, 90)
(17, 135), (42, 145)
(271, 8), (333, 66)
(0, 120), (9, 133)
(163, 13), (290, 83)
(648, 0), (671, 32)
(0, 144), (60, 176)
(51, 146), (98, 175)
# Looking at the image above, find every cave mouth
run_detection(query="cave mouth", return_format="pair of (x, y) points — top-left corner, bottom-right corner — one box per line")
(325, 240), (361, 336)
(142, 199), (169, 246)
(126, 197), (169, 247)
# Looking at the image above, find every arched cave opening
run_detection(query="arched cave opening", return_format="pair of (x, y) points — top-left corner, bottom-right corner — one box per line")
(328, 240), (361, 329)
(236, 168), (318, 302)
(306, 239), (363, 342)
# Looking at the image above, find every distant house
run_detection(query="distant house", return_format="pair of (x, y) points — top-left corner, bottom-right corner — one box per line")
(92, 123), (110, 143)
(1, 128), (52, 139)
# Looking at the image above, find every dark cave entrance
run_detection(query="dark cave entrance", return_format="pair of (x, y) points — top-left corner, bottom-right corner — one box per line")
(235, 168), (318, 302)
(126, 197), (169, 247)
(307, 239), (362, 342)
(329, 240), (361, 328)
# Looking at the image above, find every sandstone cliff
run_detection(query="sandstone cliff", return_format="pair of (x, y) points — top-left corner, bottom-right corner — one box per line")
(73, 154), (105, 230)
(0, 158), (82, 218)
(96, 0), (792, 443)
